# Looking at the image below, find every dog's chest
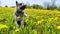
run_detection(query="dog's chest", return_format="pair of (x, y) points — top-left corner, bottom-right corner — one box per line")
(15, 11), (24, 17)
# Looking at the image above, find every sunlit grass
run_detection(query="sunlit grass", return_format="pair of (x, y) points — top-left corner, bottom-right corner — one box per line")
(0, 7), (60, 34)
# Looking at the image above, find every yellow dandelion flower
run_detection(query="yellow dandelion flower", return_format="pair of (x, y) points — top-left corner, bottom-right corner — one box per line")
(15, 29), (20, 32)
(57, 26), (60, 29)
(0, 25), (8, 29)
(41, 19), (45, 21)
(17, 16), (21, 19)
(54, 17), (58, 20)
(0, 24), (3, 27)
(35, 16), (40, 19)
(36, 19), (45, 25)
(48, 18), (54, 22)
(0, 18), (3, 20)
(36, 21), (42, 25)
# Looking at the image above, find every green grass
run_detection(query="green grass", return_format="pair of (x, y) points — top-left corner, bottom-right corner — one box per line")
(0, 7), (60, 34)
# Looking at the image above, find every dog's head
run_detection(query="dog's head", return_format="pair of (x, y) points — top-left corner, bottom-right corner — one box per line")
(16, 1), (26, 11)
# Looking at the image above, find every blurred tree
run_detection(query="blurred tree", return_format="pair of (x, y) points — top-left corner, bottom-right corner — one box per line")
(57, 6), (60, 11)
(25, 2), (32, 9)
(44, 0), (57, 10)
(5, 5), (8, 7)
(32, 4), (43, 9)
(44, 2), (51, 10)
(50, 0), (57, 10)
(10, 6), (15, 8)
(26, 2), (43, 9)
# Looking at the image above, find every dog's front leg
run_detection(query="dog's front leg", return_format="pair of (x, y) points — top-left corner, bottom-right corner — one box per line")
(14, 13), (20, 27)
(24, 13), (27, 17)
(15, 21), (20, 27)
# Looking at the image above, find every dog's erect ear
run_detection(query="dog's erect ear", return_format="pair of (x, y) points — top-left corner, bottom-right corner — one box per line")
(16, 1), (18, 5)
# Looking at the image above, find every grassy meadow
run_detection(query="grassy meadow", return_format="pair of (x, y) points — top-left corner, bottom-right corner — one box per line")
(0, 7), (60, 34)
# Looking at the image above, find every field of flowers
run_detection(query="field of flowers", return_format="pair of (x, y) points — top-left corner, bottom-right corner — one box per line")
(0, 7), (60, 34)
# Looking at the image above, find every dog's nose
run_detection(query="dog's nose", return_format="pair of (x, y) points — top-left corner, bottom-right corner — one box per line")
(20, 3), (22, 5)
(20, 5), (26, 10)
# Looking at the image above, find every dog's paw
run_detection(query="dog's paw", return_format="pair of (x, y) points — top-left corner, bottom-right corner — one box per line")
(24, 13), (27, 17)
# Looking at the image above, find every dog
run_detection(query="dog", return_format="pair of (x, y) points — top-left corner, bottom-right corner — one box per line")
(14, 1), (27, 27)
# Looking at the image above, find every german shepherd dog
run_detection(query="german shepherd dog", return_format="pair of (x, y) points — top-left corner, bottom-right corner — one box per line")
(14, 1), (27, 27)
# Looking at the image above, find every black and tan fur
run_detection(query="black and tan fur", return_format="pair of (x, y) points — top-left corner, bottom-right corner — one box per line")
(14, 1), (27, 27)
